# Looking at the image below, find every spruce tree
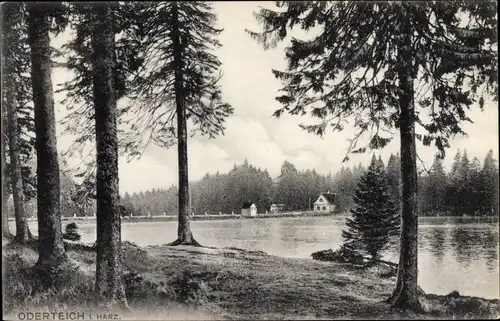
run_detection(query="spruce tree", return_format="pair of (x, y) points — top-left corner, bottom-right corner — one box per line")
(53, 2), (146, 216)
(2, 3), (34, 244)
(481, 150), (499, 215)
(122, 2), (233, 246)
(248, 1), (496, 309)
(425, 156), (447, 215)
(386, 154), (401, 212)
(1, 3), (38, 204)
(89, 3), (129, 307)
(27, 2), (69, 270)
(342, 155), (400, 262)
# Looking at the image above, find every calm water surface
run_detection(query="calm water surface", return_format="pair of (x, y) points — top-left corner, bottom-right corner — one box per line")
(22, 216), (499, 299)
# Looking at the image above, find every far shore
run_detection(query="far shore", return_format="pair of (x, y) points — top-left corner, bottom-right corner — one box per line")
(11, 213), (500, 224)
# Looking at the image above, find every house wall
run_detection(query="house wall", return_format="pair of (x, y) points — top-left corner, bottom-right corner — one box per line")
(270, 205), (285, 213)
(242, 207), (257, 216)
(314, 203), (336, 213)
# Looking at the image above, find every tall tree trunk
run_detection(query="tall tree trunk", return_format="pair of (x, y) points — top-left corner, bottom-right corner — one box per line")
(91, 4), (128, 308)
(5, 71), (33, 245)
(2, 130), (11, 240)
(168, 1), (200, 247)
(27, 5), (66, 266)
(2, 187), (10, 239)
(387, 17), (422, 311)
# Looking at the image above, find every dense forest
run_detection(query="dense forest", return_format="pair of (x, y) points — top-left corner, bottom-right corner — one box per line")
(121, 149), (499, 217)
(9, 148), (495, 218)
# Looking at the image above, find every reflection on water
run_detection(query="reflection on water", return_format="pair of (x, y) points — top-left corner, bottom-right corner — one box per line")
(450, 227), (476, 267)
(480, 228), (499, 271)
(427, 227), (447, 264)
(14, 217), (500, 299)
(418, 225), (499, 299)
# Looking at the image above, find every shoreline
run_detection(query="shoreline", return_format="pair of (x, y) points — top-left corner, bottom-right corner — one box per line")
(12, 213), (500, 224)
(3, 239), (499, 320)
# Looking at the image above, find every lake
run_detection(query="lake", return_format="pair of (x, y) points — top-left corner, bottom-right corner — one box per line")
(16, 216), (500, 300)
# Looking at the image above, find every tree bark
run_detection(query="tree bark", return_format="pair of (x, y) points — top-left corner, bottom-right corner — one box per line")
(2, 127), (12, 240)
(91, 4), (128, 308)
(27, 5), (66, 266)
(169, 1), (200, 247)
(5, 71), (33, 245)
(387, 17), (422, 311)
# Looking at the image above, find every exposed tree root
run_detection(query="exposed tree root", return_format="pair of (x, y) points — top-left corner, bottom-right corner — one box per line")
(386, 285), (424, 312)
(12, 235), (34, 246)
(167, 238), (202, 247)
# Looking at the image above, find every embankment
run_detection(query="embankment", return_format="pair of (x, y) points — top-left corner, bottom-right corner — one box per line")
(3, 239), (499, 320)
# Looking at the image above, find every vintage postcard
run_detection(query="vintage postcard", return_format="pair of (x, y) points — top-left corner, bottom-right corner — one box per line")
(2, 1), (499, 320)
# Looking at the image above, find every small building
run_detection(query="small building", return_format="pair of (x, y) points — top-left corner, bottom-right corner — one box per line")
(313, 191), (337, 213)
(241, 202), (257, 217)
(270, 203), (286, 213)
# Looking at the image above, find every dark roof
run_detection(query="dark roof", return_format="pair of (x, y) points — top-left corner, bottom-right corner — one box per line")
(320, 192), (336, 204)
(241, 202), (254, 209)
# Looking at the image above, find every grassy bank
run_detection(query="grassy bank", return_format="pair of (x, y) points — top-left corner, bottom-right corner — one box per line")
(3, 239), (499, 320)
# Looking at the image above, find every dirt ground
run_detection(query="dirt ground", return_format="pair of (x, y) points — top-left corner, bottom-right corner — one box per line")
(3, 240), (499, 320)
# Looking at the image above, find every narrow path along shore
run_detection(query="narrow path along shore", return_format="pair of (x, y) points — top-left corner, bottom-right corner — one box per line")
(14, 214), (499, 224)
(3, 240), (500, 320)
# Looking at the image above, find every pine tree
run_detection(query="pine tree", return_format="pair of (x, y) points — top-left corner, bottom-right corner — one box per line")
(481, 150), (499, 215)
(386, 154), (401, 212)
(421, 156), (447, 215)
(91, 4), (127, 307)
(27, 3), (69, 270)
(57, 2), (145, 207)
(1, 3), (38, 203)
(454, 150), (472, 215)
(332, 167), (356, 212)
(275, 161), (302, 210)
(248, 1), (496, 309)
(90, 3), (128, 307)
(446, 150), (462, 213)
(342, 155), (400, 262)
(468, 157), (483, 216)
(1, 155), (9, 239)
(2, 3), (33, 244)
(118, 2), (233, 246)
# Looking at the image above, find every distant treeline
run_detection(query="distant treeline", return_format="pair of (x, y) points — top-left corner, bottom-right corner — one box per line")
(120, 158), (365, 216)
(119, 149), (499, 217)
(7, 149), (497, 218)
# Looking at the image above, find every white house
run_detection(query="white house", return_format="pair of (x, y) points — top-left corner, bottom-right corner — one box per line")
(241, 202), (257, 217)
(270, 203), (286, 213)
(313, 192), (336, 213)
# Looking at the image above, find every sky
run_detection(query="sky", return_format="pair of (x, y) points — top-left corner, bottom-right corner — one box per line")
(51, 2), (499, 195)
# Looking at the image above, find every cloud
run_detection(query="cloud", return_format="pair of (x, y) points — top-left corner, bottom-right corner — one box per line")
(188, 141), (233, 179)
(118, 156), (176, 194)
(50, 2), (498, 194)
(213, 116), (287, 176)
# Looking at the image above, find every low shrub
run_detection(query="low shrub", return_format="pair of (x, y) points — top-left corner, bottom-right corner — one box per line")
(311, 246), (364, 264)
(63, 222), (81, 241)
